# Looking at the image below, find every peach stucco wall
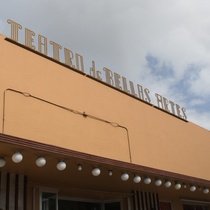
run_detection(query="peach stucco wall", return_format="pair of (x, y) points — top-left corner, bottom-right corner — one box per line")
(0, 34), (210, 180)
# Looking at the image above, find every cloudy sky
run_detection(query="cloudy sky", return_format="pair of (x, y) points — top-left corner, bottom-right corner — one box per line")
(1, 0), (210, 130)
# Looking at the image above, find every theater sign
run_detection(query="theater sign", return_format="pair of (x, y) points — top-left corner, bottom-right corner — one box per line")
(6, 19), (187, 120)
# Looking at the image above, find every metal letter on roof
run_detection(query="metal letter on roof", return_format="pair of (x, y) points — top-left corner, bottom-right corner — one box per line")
(7, 19), (22, 42)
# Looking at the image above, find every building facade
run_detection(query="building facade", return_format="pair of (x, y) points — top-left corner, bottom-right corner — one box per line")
(0, 27), (210, 210)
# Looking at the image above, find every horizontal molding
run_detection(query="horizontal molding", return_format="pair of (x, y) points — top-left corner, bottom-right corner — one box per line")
(0, 133), (209, 186)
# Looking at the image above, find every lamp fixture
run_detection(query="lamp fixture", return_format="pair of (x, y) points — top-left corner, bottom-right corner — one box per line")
(78, 164), (82, 171)
(144, 177), (151, 184)
(165, 181), (171, 188)
(0, 157), (6, 167)
(121, 173), (129, 181)
(203, 188), (209, 194)
(133, 175), (141, 183)
(36, 157), (46, 167)
(8, 150), (208, 194)
(12, 152), (23, 163)
(155, 179), (162, 186)
(190, 186), (196, 192)
(174, 183), (181, 190)
(92, 168), (101, 176)
(56, 161), (66, 171)
(108, 170), (113, 176)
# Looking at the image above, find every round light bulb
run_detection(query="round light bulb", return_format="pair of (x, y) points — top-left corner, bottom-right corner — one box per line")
(108, 170), (113, 176)
(144, 177), (151, 184)
(36, 157), (46, 167)
(203, 188), (209, 194)
(121, 173), (129, 181)
(133, 175), (141, 183)
(155, 179), (162, 186)
(78, 165), (82, 171)
(165, 181), (171, 188)
(174, 183), (181, 190)
(12, 152), (23, 163)
(56, 161), (66, 171)
(190, 186), (196, 192)
(92, 168), (101, 176)
(0, 157), (6, 167)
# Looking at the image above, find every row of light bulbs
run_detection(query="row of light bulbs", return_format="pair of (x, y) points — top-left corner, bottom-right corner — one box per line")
(121, 174), (209, 194)
(0, 152), (209, 194)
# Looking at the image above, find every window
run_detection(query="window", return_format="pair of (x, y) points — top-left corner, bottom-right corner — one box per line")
(104, 202), (121, 210)
(41, 192), (58, 210)
(58, 199), (101, 210)
(183, 204), (208, 210)
(40, 190), (122, 210)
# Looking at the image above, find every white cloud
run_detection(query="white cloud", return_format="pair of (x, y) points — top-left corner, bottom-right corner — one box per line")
(190, 98), (205, 107)
(187, 108), (210, 131)
(189, 67), (210, 97)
